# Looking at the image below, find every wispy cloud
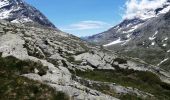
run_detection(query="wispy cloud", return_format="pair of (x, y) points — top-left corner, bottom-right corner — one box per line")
(124, 0), (168, 19)
(61, 20), (111, 31)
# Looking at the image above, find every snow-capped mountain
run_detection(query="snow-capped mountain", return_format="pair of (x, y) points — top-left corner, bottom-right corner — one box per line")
(0, 0), (56, 28)
(86, 18), (145, 46)
(86, 0), (170, 73)
(87, 0), (170, 45)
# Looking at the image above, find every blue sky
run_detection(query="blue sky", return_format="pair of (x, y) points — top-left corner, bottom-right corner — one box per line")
(25, 0), (126, 37)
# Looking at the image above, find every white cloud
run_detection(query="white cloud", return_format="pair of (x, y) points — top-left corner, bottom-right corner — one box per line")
(124, 0), (169, 19)
(61, 20), (111, 31)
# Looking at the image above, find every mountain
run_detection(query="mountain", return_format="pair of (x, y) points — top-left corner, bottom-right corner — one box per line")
(86, 18), (145, 45)
(87, 0), (170, 45)
(86, 0), (170, 74)
(0, 0), (56, 28)
(0, 0), (170, 100)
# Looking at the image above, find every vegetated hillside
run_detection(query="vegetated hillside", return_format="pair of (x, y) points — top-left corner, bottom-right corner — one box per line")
(0, 55), (69, 100)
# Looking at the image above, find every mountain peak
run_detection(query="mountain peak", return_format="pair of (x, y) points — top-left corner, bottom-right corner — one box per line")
(124, 0), (170, 20)
(0, 0), (56, 28)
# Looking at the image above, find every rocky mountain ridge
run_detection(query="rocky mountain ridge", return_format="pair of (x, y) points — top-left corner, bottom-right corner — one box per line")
(0, 0), (56, 28)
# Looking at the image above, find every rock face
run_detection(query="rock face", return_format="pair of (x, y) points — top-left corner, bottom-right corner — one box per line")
(0, 0), (56, 28)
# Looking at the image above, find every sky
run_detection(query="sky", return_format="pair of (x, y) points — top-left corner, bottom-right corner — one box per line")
(25, 0), (126, 37)
(25, 0), (167, 37)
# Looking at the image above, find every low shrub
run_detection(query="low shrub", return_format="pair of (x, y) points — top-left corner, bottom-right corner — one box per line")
(74, 68), (170, 100)
(114, 58), (127, 64)
(0, 59), (69, 100)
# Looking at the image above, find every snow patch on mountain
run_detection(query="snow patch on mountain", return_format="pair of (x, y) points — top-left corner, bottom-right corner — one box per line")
(0, 9), (13, 19)
(151, 42), (155, 46)
(103, 38), (124, 46)
(167, 50), (170, 52)
(121, 38), (132, 46)
(0, 0), (10, 8)
(11, 17), (33, 23)
(163, 44), (167, 47)
(127, 23), (143, 33)
(164, 37), (168, 41)
(157, 58), (169, 66)
(149, 31), (158, 40)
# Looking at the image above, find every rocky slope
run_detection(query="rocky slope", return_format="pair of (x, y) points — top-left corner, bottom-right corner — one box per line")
(0, 0), (56, 28)
(0, 20), (118, 100)
(0, 18), (170, 100)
